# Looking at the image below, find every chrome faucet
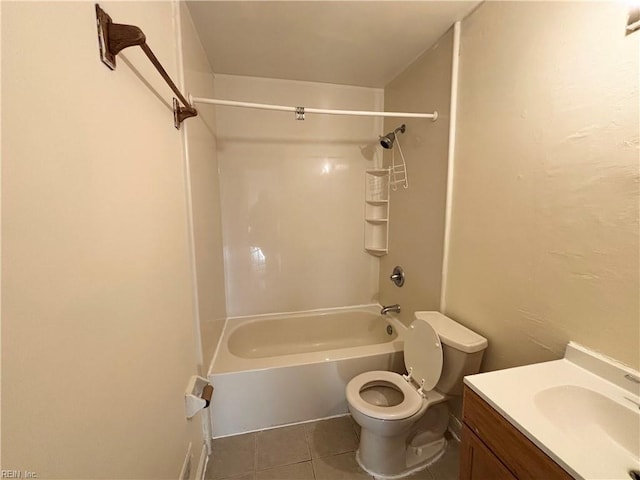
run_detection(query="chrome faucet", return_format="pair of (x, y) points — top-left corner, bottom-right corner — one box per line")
(380, 304), (401, 315)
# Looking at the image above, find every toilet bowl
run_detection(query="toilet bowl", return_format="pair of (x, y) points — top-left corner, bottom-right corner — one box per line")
(346, 311), (488, 479)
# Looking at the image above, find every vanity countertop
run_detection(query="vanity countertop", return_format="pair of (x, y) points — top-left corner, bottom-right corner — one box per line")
(464, 343), (640, 480)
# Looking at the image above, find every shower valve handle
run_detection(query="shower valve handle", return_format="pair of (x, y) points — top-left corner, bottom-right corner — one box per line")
(390, 266), (405, 287)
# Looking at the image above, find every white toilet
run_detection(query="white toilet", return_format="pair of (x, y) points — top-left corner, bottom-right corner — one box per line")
(346, 311), (488, 479)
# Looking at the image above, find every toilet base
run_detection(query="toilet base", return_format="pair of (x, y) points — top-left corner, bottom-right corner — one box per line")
(355, 437), (447, 479)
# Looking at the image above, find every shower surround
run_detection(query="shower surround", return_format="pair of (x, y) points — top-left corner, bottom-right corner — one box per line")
(214, 74), (384, 317)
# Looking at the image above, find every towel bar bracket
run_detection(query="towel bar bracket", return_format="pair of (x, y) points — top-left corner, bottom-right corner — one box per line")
(174, 98), (198, 130)
(95, 4), (197, 129)
(96, 5), (146, 71)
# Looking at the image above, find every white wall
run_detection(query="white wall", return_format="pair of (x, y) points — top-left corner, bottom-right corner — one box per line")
(2, 2), (203, 477)
(446, 1), (639, 371)
(379, 29), (453, 326)
(179, 3), (227, 371)
(214, 75), (383, 317)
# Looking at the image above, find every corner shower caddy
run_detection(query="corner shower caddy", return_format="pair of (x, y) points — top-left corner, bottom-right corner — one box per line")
(364, 169), (391, 256)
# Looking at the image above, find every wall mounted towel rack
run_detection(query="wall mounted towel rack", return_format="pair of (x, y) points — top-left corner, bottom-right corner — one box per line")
(95, 4), (197, 129)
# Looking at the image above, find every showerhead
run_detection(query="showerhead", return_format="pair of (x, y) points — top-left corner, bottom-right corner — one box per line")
(380, 133), (396, 149)
(380, 124), (406, 149)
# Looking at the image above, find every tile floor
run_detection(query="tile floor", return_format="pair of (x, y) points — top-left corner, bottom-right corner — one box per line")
(205, 416), (460, 480)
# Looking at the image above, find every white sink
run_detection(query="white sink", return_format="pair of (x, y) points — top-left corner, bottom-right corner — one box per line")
(535, 385), (639, 458)
(465, 343), (640, 480)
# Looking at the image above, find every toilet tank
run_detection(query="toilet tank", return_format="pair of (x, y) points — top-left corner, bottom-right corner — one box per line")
(414, 312), (488, 396)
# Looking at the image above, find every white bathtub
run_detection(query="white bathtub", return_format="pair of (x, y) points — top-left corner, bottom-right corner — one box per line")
(208, 305), (406, 437)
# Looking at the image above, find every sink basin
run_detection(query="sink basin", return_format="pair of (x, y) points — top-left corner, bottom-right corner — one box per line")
(464, 342), (640, 479)
(535, 385), (639, 457)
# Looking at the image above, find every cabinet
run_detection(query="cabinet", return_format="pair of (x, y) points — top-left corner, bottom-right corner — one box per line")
(364, 169), (390, 256)
(460, 386), (574, 480)
(460, 424), (514, 480)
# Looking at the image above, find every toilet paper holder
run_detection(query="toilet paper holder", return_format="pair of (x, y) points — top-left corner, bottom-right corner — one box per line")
(185, 375), (214, 419)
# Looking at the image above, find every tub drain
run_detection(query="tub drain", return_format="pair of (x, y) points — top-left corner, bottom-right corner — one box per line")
(386, 325), (393, 335)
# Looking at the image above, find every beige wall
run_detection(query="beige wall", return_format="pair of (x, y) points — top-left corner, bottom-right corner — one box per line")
(446, 1), (640, 371)
(2, 2), (204, 477)
(379, 29), (453, 326)
(214, 74), (382, 317)
(180, 3), (227, 371)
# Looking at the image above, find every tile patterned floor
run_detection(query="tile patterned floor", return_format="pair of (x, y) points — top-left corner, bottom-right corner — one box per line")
(205, 416), (460, 480)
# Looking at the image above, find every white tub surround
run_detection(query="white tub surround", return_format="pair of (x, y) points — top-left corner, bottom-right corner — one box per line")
(464, 343), (640, 480)
(208, 305), (405, 437)
(214, 75), (383, 319)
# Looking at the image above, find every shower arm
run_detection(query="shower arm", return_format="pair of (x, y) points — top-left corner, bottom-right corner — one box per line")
(95, 4), (198, 129)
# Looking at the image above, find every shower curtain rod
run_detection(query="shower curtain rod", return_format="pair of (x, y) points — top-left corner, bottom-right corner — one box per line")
(191, 97), (438, 121)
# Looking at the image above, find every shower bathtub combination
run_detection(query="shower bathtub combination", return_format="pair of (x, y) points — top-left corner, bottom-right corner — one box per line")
(208, 305), (406, 438)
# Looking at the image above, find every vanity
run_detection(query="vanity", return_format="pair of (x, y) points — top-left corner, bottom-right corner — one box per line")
(459, 343), (640, 480)
(461, 386), (573, 480)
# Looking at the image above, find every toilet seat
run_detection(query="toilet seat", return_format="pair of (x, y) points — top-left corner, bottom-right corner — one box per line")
(346, 317), (444, 422)
(346, 371), (423, 420)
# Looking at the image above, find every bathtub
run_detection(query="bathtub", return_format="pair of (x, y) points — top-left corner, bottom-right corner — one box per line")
(208, 305), (406, 438)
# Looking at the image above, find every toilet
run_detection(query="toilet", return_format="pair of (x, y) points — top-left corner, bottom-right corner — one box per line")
(346, 311), (488, 478)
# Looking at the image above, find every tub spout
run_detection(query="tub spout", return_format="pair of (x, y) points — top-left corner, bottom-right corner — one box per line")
(380, 304), (401, 315)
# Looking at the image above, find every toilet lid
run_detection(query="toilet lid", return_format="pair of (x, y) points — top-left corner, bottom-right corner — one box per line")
(404, 319), (443, 391)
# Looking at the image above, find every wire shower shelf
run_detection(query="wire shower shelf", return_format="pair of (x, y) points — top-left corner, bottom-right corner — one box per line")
(389, 138), (408, 190)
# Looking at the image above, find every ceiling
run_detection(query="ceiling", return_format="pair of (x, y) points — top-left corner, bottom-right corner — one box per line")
(186, 1), (480, 88)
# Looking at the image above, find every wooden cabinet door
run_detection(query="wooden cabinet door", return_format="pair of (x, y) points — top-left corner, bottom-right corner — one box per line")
(461, 387), (574, 480)
(460, 424), (516, 480)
